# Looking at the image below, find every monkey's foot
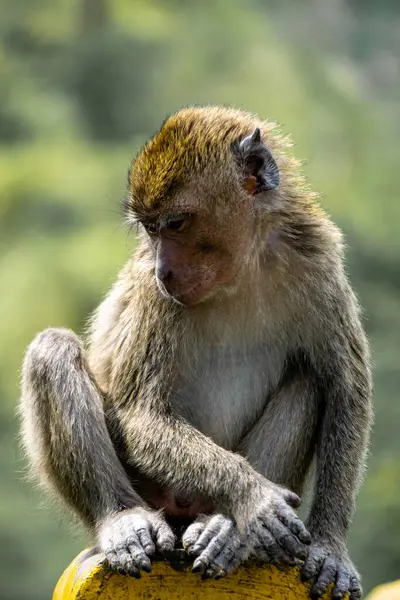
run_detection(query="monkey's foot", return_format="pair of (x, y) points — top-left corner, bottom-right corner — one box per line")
(301, 540), (362, 600)
(182, 514), (249, 579)
(99, 508), (175, 577)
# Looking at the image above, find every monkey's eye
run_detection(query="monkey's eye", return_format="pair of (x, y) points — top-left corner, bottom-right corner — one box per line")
(165, 216), (190, 233)
(142, 221), (158, 235)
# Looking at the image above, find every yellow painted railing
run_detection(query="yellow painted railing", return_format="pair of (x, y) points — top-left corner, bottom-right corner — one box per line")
(53, 548), (333, 600)
(54, 547), (397, 599)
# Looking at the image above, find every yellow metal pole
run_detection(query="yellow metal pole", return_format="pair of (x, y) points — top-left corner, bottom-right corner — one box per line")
(53, 548), (336, 600)
(366, 580), (400, 600)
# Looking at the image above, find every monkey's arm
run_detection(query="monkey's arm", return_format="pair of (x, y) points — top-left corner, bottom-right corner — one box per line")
(181, 355), (319, 577)
(119, 395), (310, 566)
(20, 328), (175, 575)
(302, 286), (372, 600)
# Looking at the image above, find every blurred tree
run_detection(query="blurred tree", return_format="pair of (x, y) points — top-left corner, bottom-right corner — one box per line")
(0, 1), (399, 598)
(68, 29), (161, 141)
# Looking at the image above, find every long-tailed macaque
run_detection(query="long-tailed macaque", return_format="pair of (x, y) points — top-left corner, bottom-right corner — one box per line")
(20, 106), (372, 599)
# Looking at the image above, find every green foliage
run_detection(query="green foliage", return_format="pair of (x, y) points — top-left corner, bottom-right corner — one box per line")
(0, 0), (399, 597)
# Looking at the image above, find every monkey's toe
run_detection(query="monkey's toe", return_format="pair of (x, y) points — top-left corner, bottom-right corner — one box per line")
(185, 514), (248, 578)
(153, 518), (177, 553)
(302, 542), (361, 600)
(182, 517), (207, 554)
(99, 508), (176, 576)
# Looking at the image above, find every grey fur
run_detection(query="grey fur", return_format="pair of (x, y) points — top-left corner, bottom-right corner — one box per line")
(20, 107), (372, 600)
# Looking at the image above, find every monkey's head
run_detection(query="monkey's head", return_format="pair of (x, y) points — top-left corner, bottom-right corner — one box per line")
(125, 106), (307, 307)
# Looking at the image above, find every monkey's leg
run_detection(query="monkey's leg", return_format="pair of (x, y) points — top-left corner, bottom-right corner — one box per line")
(245, 331), (370, 600)
(298, 330), (372, 600)
(183, 355), (318, 578)
(20, 328), (175, 576)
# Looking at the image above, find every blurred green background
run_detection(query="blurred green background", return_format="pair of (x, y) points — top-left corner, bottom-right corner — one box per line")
(1, 0), (399, 598)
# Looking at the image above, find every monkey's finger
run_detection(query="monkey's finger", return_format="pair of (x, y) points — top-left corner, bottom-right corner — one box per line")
(203, 548), (246, 580)
(192, 535), (231, 573)
(134, 522), (156, 556)
(252, 544), (273, 563)
(333, 566), (350, 600)
(217, 541), (249, 571)
(182, 520), (206, 554)
(105, 550), (120, 571)
(127, 541), (152, 573)
(153, 520), (176, 553)
(200, 541), (247, 579)
(204, 536), (243, 573)
(276, 506), (311, 544)
(301, 548), (325, 581)
(192, 521), (237, 573)
(265, 517), (308, 561)
(282, 490), (302, 509)
(349, 574), (362, 600)
(191, 516), (233, 558)
(255, 524), (297, 566)
(310, 556), (336, 599)
(114, 546), (142, 579)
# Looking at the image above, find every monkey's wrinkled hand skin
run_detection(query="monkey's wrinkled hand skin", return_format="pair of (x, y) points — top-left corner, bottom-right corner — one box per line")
(246, 484), (311, 565)
(182, 514), (249, 579)
(99, 507), (176, 577)
(301, 540), (362, 600)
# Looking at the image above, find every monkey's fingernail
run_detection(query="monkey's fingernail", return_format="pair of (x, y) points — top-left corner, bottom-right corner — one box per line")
(192, 559), (206, 573)
(140, 560), (152, 572)
(214, 569), (227, 580)
(202, 570), (214, 580)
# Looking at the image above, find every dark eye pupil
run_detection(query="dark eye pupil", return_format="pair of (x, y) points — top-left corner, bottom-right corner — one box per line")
(168, 219), (184, 231)
(146, 223), (157, 234)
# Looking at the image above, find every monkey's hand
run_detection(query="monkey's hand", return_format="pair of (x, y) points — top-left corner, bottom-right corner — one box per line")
(301, 539), (362, 600)
(182, 514), (249, 579)
(98, 507), (176, 577)
(242, 483), (311, 565)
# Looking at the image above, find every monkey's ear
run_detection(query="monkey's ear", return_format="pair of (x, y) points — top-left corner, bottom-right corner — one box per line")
(234, 128), (279, 194)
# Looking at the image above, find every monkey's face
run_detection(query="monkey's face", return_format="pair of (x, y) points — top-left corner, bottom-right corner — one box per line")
(140, 203), (251, 307)
(126, 108), (282, 306)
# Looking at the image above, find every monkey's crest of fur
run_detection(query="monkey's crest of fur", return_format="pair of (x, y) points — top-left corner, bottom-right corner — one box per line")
(128, 106), (318, 215)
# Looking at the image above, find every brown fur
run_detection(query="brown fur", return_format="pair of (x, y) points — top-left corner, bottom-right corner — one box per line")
(20, 107), (372, 598)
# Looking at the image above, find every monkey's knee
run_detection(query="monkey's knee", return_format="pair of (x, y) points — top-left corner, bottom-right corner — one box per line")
(23, 327), (84, 383)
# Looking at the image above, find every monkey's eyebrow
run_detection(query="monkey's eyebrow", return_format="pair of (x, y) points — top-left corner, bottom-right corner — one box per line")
(161, 212), (191, 225)
(130, 213), (159, 226)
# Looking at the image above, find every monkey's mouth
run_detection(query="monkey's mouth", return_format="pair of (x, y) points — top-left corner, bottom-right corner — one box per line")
(156, 278), (214, 307)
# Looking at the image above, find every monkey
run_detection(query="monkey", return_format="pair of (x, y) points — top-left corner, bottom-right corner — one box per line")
(20, 106), (372, 600)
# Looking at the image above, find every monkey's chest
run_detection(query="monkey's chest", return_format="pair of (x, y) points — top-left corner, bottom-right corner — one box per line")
(173, 343), (284, 449)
